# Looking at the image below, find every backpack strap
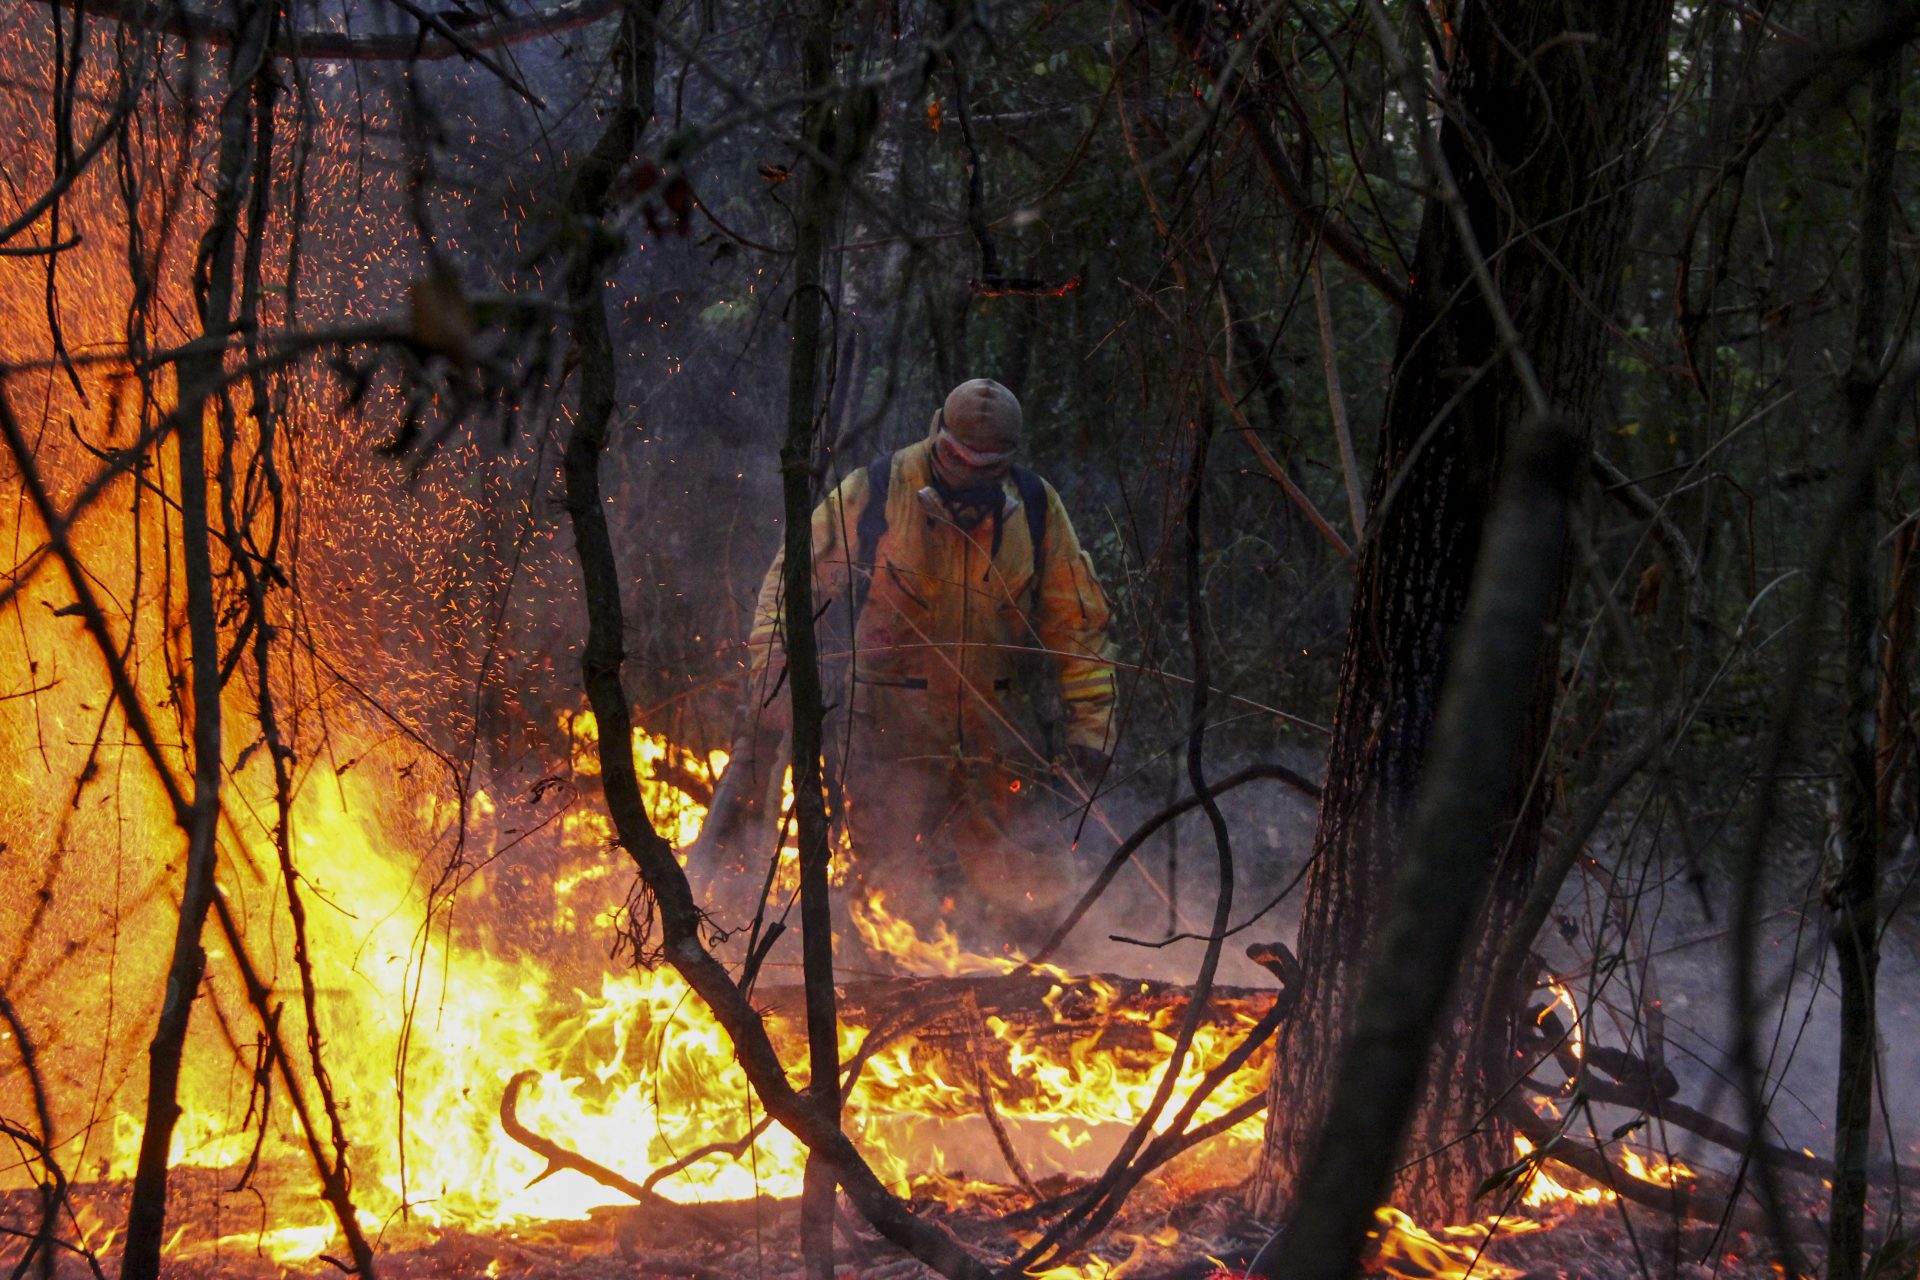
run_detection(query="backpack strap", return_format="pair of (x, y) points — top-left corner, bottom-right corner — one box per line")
(848, 451), (894, 626)
(1011, 464), (1049, 609)
(850, 454), (1050, 622)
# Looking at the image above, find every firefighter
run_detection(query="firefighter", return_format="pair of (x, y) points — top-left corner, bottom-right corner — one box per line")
(714, 378), (1117, 948)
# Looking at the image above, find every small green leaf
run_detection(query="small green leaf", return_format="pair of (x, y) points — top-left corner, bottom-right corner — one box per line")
(1473, 1153), (1538, 1202)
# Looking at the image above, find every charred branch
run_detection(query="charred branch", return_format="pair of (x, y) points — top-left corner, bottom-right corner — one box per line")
(554, 6), (995, 1275)
(963, 995), (1041, 1201)
(1504, 1103), (1825, 1245)
(781, 5), (851, 1274)
(498, 1071), (695, 1209)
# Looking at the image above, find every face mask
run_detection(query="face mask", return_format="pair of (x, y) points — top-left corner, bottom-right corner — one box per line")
(925, 469), (1005, 531)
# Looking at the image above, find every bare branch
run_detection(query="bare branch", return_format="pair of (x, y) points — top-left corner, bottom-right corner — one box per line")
(26, 0), (623, 62)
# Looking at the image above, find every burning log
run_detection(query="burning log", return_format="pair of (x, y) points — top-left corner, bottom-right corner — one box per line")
(1502, 1102), (1827, 1245)
(759, 968), (1275, 1039)
(496, 966), (1280, 1223)
(750, 969), (1278, 1115)
(1521, 1008), (1920, 1189)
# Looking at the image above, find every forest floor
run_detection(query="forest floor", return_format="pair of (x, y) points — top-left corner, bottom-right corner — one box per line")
(0, 1162), (1840, 1279)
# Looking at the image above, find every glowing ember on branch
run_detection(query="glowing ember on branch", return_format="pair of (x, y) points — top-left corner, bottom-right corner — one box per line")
(969, 274), (1083, 298)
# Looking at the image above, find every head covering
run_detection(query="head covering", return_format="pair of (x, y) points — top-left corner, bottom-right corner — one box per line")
(930, 378), (1022, 489)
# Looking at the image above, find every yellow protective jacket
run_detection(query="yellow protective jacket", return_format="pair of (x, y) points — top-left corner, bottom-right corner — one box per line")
(747, 437), (1115, 774)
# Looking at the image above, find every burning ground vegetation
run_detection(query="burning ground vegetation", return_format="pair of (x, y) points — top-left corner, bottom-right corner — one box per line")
(0, 710), (1862, 1280)
(2, 4), (1917, 1278)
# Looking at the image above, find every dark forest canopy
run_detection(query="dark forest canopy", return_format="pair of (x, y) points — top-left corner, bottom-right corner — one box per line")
(0, 1), (1916, 1277)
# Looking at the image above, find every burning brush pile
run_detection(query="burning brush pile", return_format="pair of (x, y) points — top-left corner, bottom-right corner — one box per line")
(0, 702), (1281, 1272)
(0, 707), (1847, 1279)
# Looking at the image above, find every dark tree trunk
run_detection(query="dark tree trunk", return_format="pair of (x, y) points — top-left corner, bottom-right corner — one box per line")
(1252, 0), (1671, 1225)
(1826, 6), (1900, 1273)
(121, 4), (275, 1273)
(779, 4), (850, 1275)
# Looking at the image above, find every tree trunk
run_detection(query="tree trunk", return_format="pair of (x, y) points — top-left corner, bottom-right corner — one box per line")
(779, 4), (850, 1275)
(1251, 0), (1671, 1226)
(121, 4), (274, 1273)
(1826, 5), (1899, 1272)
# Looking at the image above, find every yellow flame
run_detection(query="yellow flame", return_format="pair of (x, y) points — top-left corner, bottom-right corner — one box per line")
(851, 889), (1070, 978)
(1620, 1147), (1693, 1187)
(5, 692), (1269, 1261)
(1370, 1206), (1525, 1280)
(1511, 1136), (1613, 1208)
(0, 62), (1262, 1268)
(0, 142), (1269, 1258)
(1541, 979), (1583, 1060)
(569, 711), (725, 851)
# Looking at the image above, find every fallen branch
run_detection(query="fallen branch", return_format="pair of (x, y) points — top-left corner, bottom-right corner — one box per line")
(754, 970), (1277, 1116)
(964, 995), (1040, 1201)
(499, 1071), (660, 1206)
(498, 1003), (938, 1215)
(498, 1070), (777, 1218)
(1517, 1022), (1920, 1190)
(1504, 1102), (1822, 1244)
(1526, 1009), (1678, 1105)
(1020, 944), (1300, 1272)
